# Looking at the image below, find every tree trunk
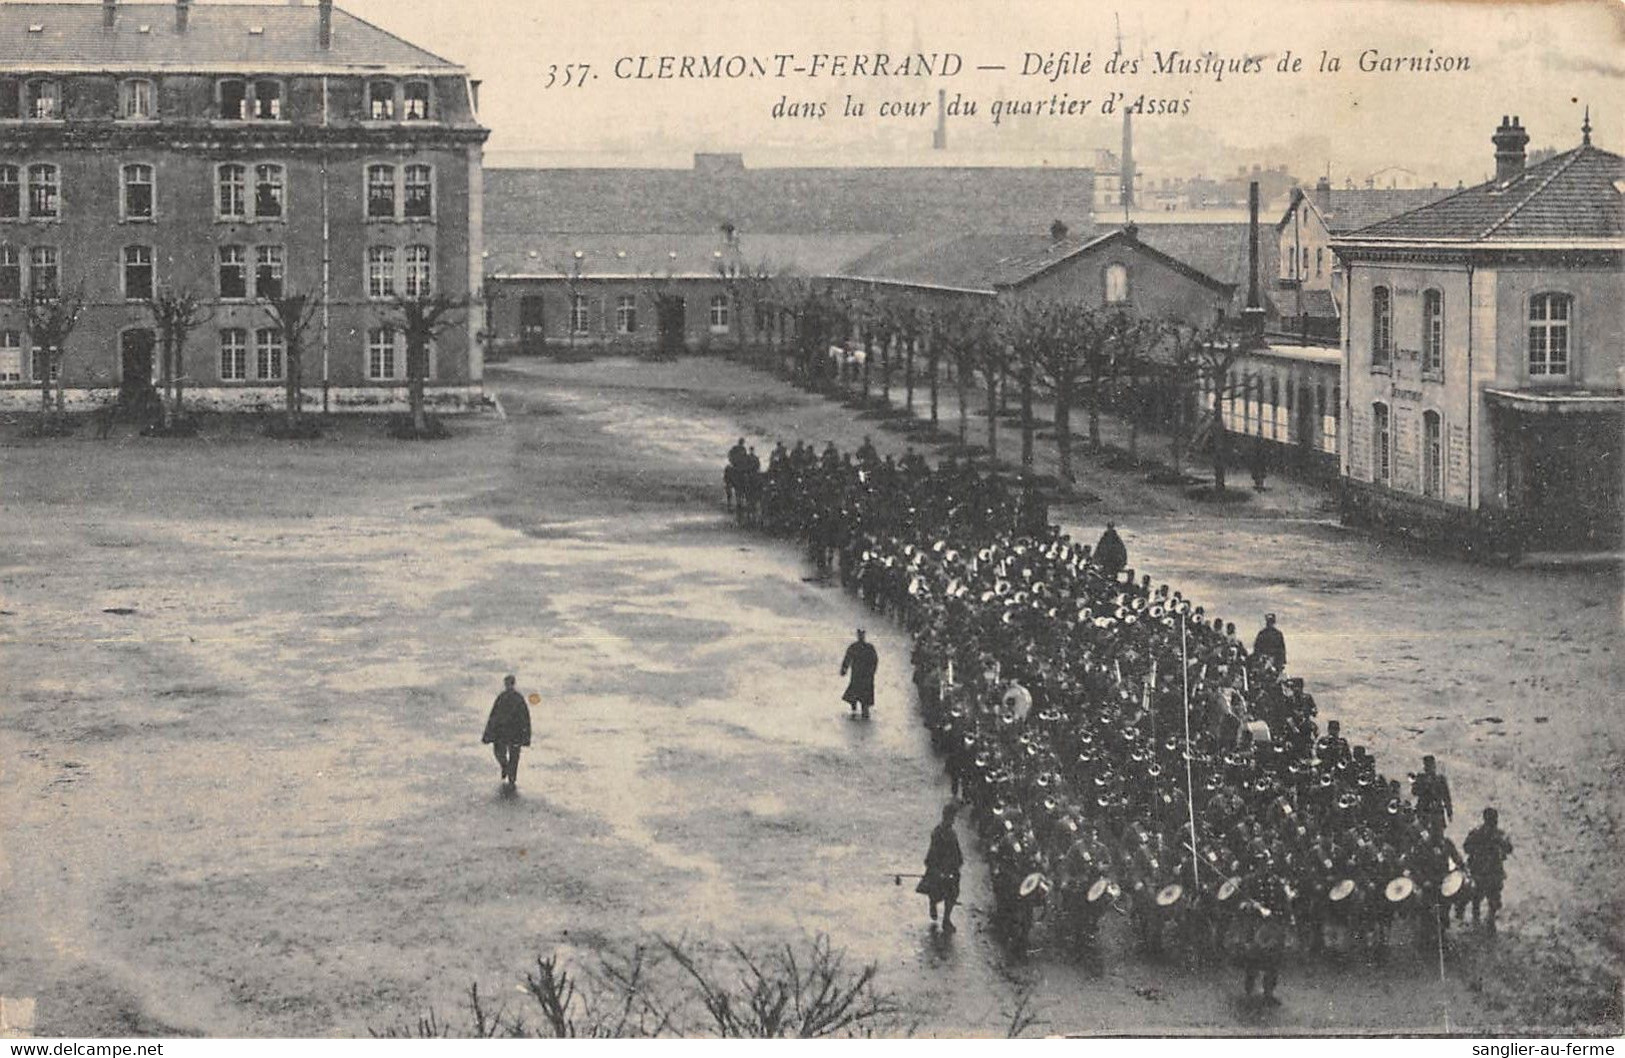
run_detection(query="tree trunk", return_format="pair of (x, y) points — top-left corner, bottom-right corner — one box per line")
(955, 370), (968, 444)
(904, 337), (915, 413)
(1019, 357), (1034, 470)
(880, 335), (891, 405)
(1211, 392), (1228, 492)
(1127, 382), (1139, 460)
(174, 337), (187, 420)
(928, 345), (940, 427)
(411, 341), (428, 436)
(160, 334), (176, 429)
(1088, 361), (1103, 448)
(1056, 379), (1074, 482)
(985, 375), (998, 460)
(285, 344), (299, 426)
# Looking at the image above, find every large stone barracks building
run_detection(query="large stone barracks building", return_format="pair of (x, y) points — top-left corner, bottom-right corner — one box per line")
(0, 0), (488, 410)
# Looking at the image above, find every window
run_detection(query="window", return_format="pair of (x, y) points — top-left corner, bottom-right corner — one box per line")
(570, 294), (590, 335)
(1315, 248), (1323, 277)
(1372, 402), (1391, 485)
(1528, 293), (1571, 377)
(255, 245), (284, 299)
(26, 80), (59, 120)
(403, 81), (431, 120)
(253, 79), (282, 120)
(122, 164), (154, 220)
(218, 245), (247, 299)
(1301, 247), (1309, 276)
(1104, 262), (1129, 304)
(27, 164), (58, 219)
(29, 246), (57, 296)
(0, 81), (18, 120)
(367, 246), (396, 298)
(616, 294), (637, 334)
(404, 245), (432, 297)
(1423, 410), (1443, 499)
(1371, 285), (1391, 367)
(120, 79), (156, 120)
(0, 331), (20, 382)
(1422, 289), (1444, 378)
(254, 327), (284, 380)
(403, 165), (432, 219)
(367, 327), (399, 380)
(709, 294), (730, 333)
(219, 328), (248, 381)
(31, 345), (58, 384)
(0, 247), (17, 300)
(0, 165), (16, 218)
(254, 164), (285, 219)
(368, 81), (396, 120)
(1268, 376), (1281, 440)
(123, 245), (153, 301)
(219, 80), (248, 120)
(367, 165), (395, 219)
(217, 164), (246, 219)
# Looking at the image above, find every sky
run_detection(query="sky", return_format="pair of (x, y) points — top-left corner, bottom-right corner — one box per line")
(45, 0), (1625, 183)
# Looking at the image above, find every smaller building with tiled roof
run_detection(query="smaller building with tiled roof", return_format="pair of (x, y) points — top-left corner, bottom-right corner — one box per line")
(1333, 114), (1623, 550)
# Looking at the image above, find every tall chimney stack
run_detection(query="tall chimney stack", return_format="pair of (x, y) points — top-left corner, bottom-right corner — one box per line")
(1314, 175), (1333, 215)
(932, 89), (946, 150)
(319, 0), (333, 49)
(1120, 109), (1135, 210)
(1493, 115), (1529, 183)
(175, 0), (189, 32)
(1243, 181), (1266, 345)
(103, 0), (117, 30)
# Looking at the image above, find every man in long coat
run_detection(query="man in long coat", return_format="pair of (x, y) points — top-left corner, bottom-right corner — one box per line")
(918, 802), (963, 932)
(1095, 523), (1128, 578)
(483, 674), (532, 787)
(840, 628), (879, 718)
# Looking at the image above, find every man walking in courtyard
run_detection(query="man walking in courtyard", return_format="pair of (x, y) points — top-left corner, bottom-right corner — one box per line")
(1463, 807), (1513, 933)
(918, 802), (963, 932)
(1253, 613), (1287, 670)
(1095, 523), (1128, 578)
(840, 627), (879, 719)
(483, 674), (532, 787)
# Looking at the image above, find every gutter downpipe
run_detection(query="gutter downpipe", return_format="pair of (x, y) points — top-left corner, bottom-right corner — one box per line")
(321, 74), (332, 413)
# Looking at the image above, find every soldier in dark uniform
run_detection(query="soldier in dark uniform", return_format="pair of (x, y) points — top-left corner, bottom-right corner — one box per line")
(919, 802), (964, 932)
(1462, 807), (1513, 933)
(839, 628), (879, 718)
(1411, 755), (1453, 834)
(1252, 613), (1287, 670)
(1094, 523), (1128, 578)
(482, 674), (532, 787)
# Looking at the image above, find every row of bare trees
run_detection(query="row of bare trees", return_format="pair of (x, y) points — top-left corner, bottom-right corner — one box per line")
(727, 274), (1251, 490)
(22, 278), (469, 438)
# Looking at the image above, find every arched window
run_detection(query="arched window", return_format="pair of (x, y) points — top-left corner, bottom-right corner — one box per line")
(26, 80), (59, 120)
(404, 245), (433, 296)
(120, 78), (156, 120)
(368, 80), (397, 120)
(403, 81), (432, 121)
(219, 79), (248, 120)
(709, 294), (731, 333)
(26, 164), (58, 219)
(1422, 289), (1444, 377)
(122, 245), (154, 301)
(122, 163), (154, 220)
(1423, 410), (1443, 499)
(1372, 402), (1391, 485)
(1371, 285), (1392, 367)
(1104, 263), (1129, 305)
(1528, 293), (1572, 377)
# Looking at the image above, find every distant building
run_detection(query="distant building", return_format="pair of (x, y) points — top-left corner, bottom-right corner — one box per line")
(0, 0), (489, 411)
(1335, 116), (1623, 549)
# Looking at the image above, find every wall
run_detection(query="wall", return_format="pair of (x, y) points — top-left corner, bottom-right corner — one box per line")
(486, 276), (752, 354)
(1012, 237), (1229, 331)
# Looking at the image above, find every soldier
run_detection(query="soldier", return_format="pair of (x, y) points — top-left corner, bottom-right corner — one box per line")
(918, 802), (964, 932)
(481, 675), (532, 788)
(839, 628), (879, 719)
(1462, 807), (1513, 933)
(1411, 755), (1453, 833)
(1252, 613), (1287, 670)
(1094, 523), (1128, 578)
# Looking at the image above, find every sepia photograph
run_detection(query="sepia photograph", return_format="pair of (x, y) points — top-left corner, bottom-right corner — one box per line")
(0, 0), (1621, 1043)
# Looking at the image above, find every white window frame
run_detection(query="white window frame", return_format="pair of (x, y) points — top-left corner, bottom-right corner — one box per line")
(367, 245), (397, 299)
(366, 163), (396, 220)
(404, 244), (432, 297)
(254, 327), (285, 381)
(1527, 292), (1572, 379)
(570, 293), (591, 335)
(253, 163), (286, 221)
(122, 245), (154, 302)
(120, 78), (156, 121)
(28, 245), (58, 296)
(0, 245), (19, 301)
(26, 163), (59, 220)
(219, 328), (248, 381)
(1104, 262), (1130, 305)
(218, 244), (247, 300)
(217, 163), (247, 220)
(367, 326), (401, 380)
(254, 245), (285, 299)
(708, 294), (730, 333)
(1372, 401), (1391, 486)
(122, 163), (156, 221)
(0, 164), (18, 220)
(1422, 288), (1444, 379)
(0, 330), (22, 382)
(615, 294), (637, 335)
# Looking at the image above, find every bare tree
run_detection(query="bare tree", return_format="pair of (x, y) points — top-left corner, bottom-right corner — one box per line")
(24, 283), (85, 424)
(145, 287), (211, 430)
(382, 291), (472, 437)
(964, 301), (1010, 461)
(1164, 324), (1246, 491)
(1019, 300), (1114, 483)
(1109, 314), (1164, 460)
(260, 289), (322, 431)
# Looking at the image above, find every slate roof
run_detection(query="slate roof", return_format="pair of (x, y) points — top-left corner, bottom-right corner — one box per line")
(0, 3), (457, 70)
(831, 232), (1060, 292)
(1318, 188), (1456, 233)
(485, 232), (890, 280)
(1343, 143), (1624, 244)
(485, 164), (1095, 236)
(1108, 221), (1251, 288)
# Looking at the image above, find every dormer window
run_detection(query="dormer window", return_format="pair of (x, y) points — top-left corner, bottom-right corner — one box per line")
(120, 79), (156, 121)
(403, 81), (432, 120)
(26, 80), (59, 120)
(253, 80), (282, 120)
(220, 79), (248, 120)
(368, 81), (396, 121)
(219, 78), (285, 121)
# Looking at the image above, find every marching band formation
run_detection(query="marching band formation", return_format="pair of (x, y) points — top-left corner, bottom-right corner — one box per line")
(724, 437), (1513, 998)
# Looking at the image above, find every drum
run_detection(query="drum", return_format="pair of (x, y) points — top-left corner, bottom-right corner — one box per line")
(1086, 877), (1112, 904)
(1385, 876), (1416, 906)
(1245, 719), (1273, 746)
(1216, 877), (1243, 903)
(1019, 872), (1051, 899)
(1329, 879), (1357, 904)
(1156, 883), (1185, 909)
(1440, 870), (1466, 899)
(1002, 682), (1034, 721)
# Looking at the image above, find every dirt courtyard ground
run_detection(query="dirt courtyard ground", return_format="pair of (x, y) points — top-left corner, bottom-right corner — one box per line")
(1, 356), (1620, 1036)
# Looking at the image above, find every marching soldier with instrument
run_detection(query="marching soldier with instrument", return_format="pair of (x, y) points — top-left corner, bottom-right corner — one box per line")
(1462, 807), (1513, 933)
(1411, 755), (1453, 834)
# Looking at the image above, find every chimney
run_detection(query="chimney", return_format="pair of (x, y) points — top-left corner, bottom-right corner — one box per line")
(175, 0), (189, 32)
(103, 0), (117, 29)
(1120, 109), (1135, 210)
(1493, 115), (1529, 183)
(469, 79), (482, 113)
(1243, 181), (1266, 345)
(319, 0), (333, 50)
(932, 89), (946, 150)
(1314, 175), (1332, 215)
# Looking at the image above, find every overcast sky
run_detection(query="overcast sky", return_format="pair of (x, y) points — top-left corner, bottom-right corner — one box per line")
(74, 1), (1625, 182)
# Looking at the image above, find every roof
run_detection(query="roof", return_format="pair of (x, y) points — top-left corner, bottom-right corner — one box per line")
(1316, 188), (1456, 233)
(832, 232), (1059, 293)
(993, 227), (1236, 293)
(0, 3), (458, 71)
(485, 232), (891, 281)
(1341, 143), (1624, 245)
(485, 164), (1095, 236)
(1270, 287), (1338, 319)
(1107, 221), (1251, 288)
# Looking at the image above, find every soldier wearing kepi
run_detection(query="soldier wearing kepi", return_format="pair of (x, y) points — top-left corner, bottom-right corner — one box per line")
(1252, 613), (1287, 671)
(1411, 755), (1453, 833)
(1462, 807), (1513, 933)
(840, 627), (879, 719)
(482, 675), (532, 787)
